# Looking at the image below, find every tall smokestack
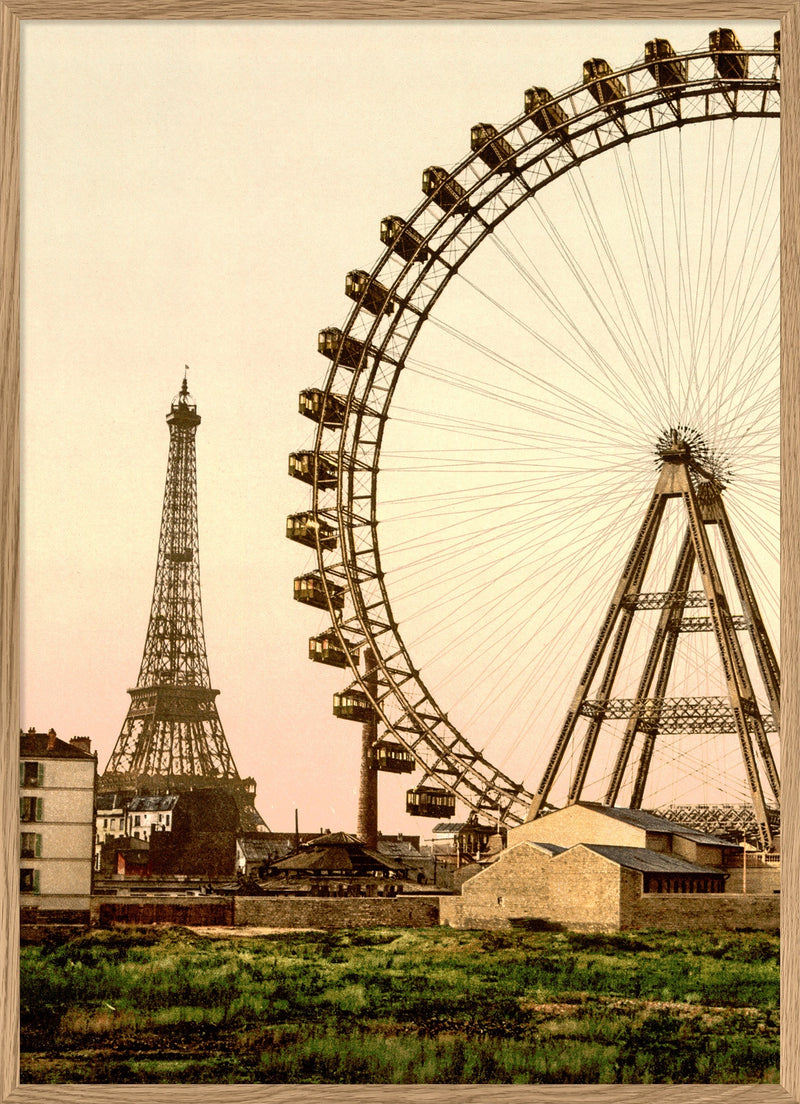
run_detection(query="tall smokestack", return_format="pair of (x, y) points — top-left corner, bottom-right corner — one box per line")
(357, 648), (378, 849)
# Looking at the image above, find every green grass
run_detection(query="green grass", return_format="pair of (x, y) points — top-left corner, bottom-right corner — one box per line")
(20, 926), (779, 1084)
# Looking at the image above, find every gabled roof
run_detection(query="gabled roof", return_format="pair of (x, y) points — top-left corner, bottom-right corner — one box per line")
(528, 841), (566, 856)
(577, 844), (724, 876)
(577, 803), (729, 848)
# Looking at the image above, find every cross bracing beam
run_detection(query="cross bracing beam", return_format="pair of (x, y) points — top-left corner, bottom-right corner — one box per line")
(680, 615), (748, 633)
(625, 590), (708, 610)
(581, 696), (777, 734)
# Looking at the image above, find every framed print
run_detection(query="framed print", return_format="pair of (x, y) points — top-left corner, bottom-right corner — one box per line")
(1, 4), (799, 1102)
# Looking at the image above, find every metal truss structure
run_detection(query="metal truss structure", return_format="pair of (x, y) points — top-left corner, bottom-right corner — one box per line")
(650, 803), (781, 849)
(287, 30), (780, 834)
(101, 379), (265, 827)
(526, 433), (780, 851)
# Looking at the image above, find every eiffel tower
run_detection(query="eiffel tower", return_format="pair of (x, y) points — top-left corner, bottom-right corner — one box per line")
(100, 374), (267, 831)
(526, 428), (779, 852)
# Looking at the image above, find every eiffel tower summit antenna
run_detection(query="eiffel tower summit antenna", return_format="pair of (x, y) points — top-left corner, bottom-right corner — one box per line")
(526, 427), (779, 852)
(100, 375), (267, 831)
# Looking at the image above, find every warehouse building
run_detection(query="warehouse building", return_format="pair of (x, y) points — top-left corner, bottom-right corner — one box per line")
(440, 802), (780, 932)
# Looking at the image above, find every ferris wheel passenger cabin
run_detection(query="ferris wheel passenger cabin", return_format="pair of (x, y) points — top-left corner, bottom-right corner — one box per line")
(345, 270), (395, 316)
(406, 785), (457, 819)
(288, 450), (338, 488)
(709, 28), (749, 80)
(308, 631), (360, 669)
(299, 388), (347, 426)
(371, 740), (415, 774)
(380, 216), (430, 262)
(470, 124), (517, 172)
(332, 689), (375, 723)
(583, 59), (626, 112)
(318, 327), (365, 369)
(644, 39), (687, 88)
(422, 167), (470, 214)
(285, 512), (337, 551)
(293, 572), (345, 611)
(524, 88), (570, 137)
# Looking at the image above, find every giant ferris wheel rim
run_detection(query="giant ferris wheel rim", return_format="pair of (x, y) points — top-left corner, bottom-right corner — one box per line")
(299, 33), (780, 826)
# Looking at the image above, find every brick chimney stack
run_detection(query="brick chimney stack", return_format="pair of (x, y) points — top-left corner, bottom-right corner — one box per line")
(47, 728), (57, 750)
(70, 736), (92, 754)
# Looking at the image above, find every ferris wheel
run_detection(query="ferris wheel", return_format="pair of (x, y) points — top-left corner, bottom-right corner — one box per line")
(288, 29), (780, 838)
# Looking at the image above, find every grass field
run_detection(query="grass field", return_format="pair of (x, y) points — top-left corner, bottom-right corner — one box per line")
(20, 926), (779, 1084)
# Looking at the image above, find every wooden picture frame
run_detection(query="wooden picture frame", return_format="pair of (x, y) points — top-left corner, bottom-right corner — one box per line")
(1, 3), (797, 1102)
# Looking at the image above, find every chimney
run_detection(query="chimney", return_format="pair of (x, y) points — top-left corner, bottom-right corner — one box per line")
(356, 647), (379, 849)
(47, 728), (57, 750)
(70, 736), (92, 754)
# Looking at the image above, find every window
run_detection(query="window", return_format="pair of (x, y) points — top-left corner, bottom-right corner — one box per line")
(134, 815), (141, 827)
(19, 797), (43, 823)
(20, 833), (41, 858)
(20, 868), (39, 894)
(20, 761), (44, 788)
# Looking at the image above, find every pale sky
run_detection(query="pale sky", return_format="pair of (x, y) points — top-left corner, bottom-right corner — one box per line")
(20, 19), (779, 836)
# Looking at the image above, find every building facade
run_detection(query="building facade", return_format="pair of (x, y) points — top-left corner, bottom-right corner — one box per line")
(19, 729), (96, 923)
(440, 803), (780, 932)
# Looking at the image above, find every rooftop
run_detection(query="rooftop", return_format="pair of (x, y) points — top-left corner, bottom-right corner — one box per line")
(128, 794), (180, 813)
(576, 802), (730, 848)
(20, 730), (95, 761)
(579, 844), (723, 876)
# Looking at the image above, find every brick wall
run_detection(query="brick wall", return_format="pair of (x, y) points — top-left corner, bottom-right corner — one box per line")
(92, 895), (234, 927)
(233, 895), (439, 929)
(622, 892), (780, 931)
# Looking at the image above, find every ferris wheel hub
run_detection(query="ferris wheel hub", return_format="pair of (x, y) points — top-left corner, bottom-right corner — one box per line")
(655, 426), (731, 490)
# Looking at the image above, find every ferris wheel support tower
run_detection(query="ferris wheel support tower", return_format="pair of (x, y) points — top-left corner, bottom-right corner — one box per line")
(526, 430), (780, 852)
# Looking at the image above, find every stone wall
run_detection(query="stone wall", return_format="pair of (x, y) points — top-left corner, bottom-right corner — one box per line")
(622, 892), (780, 932)
(724, 863), (781, 895)
(507, 805), (644, 850)
(441, 843), (624, 931)
(233, 895), (439, 929)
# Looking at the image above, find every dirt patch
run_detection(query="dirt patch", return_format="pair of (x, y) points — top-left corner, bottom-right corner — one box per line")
(187, 925), (324, 937)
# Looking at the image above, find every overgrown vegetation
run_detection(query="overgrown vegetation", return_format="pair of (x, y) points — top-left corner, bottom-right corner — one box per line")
(20, 926), (779, 1084)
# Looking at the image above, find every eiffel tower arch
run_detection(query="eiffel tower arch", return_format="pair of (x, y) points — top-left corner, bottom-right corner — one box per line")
(100, 376), (267, 832)
(526, 429), (779, 851)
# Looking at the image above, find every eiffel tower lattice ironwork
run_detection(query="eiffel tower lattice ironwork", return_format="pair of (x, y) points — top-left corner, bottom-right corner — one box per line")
(526, 429), (780, 852)
(100, 376), (266, 829)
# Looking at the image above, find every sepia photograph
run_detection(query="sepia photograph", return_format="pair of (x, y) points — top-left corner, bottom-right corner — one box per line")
(4, 11), (791, 1092)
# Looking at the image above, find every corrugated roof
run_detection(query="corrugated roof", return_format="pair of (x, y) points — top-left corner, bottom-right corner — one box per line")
(378, 840), (423, 858)
(578, 803), (728, 847)
(578, 844), (723, 876)
(239, 838), (276, 861)
(272, 838), (407, 874)
(96, 793), (124, 811)
(128, 794), (179, 812)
